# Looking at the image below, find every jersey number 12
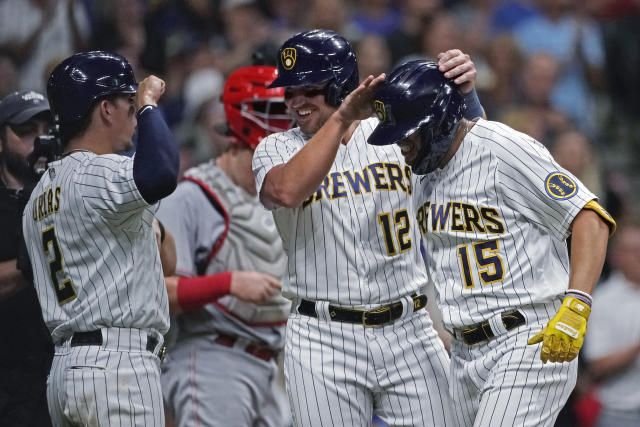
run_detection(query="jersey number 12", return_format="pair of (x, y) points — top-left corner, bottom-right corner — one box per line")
(377, 209), (412, 256)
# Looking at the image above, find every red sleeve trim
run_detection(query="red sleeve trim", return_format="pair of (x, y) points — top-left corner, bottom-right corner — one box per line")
(177, 273), (232, 311)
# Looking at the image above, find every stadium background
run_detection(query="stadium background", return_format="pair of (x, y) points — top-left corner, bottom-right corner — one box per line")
(1, 1), (638, 426)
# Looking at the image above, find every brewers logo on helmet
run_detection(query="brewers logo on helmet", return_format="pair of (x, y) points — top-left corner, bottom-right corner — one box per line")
(374, 100), (386, 122)
(281, 48), (296, 70)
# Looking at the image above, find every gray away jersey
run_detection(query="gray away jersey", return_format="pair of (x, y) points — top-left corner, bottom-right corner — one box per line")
(23, 151), (170, 344)
(253, 117), (428, 305)
(415, 119), (596, 329)
(156, 163), (287, 349)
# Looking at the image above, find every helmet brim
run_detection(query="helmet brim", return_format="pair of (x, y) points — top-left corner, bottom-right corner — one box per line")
(268, 72), (329, 89)
(367, 118), (425, 146)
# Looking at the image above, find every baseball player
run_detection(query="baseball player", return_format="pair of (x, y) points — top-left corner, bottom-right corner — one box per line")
(252, 29), (484, 427)
(157, 65), (292, 427)
(22, 51), (179, 426)
(367, 59), (616, 426)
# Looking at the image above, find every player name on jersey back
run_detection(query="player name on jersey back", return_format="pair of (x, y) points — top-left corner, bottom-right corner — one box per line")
(31, 186), (61, 222)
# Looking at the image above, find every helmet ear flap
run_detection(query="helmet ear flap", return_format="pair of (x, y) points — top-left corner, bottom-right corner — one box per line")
(324, 81), (341, 107)
(324, 65), (359, 107)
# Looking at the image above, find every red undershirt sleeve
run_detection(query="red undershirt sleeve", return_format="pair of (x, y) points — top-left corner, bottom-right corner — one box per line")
(176, 272), (232, 311)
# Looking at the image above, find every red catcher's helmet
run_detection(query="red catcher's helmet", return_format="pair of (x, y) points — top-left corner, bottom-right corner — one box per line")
(221, 65), (292, 149)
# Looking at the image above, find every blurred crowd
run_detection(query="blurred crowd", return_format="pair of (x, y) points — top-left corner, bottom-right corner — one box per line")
(1, 0), (639, 426)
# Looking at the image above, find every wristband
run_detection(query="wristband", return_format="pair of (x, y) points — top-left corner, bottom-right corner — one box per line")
(462, 88), (484, 120)
(137, 104), (156, 116)
(177, 272), (232, 311)
(565, 289), (593, 307)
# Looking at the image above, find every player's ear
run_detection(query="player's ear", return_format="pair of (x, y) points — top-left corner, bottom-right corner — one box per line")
(97, 98), (117, 125)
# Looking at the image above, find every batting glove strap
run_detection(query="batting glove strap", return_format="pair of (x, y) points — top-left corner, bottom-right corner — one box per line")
(527, 296), (590, 364)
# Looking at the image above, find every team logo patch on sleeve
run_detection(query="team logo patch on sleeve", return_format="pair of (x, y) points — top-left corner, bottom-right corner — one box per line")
(545, 172), (578, 200)
(281, 48), (296, 70)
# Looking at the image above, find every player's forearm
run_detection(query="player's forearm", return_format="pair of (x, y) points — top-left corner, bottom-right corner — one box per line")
(159, 228), (176, 277)
(261, 112), (350, 208)
(588, 343), (640, 381)
(0, 259), (25, 299)
(165, 273), (233, 314)
(567, 209), (610, 295)
(133, 106), (179, 204)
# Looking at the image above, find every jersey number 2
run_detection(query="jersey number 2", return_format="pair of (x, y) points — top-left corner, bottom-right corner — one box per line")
(378, 209), (412, 256)
(42, 226), (77, 305)
(456, 239), (505, 289)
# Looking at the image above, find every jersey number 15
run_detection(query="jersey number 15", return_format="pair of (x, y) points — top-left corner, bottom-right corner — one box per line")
(457, 239), (505, 289)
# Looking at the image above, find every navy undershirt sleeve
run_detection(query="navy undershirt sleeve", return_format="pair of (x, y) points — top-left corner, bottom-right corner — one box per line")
(133, 105), (179, 204)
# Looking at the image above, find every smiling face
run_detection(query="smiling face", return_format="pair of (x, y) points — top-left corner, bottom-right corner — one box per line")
(284, 83), (335, 135)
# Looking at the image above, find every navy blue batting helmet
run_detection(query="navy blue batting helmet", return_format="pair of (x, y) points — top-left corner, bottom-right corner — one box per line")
(269, 29), (359, 107)
(367, 60), (466, 174)
(47, 51), (137, 127)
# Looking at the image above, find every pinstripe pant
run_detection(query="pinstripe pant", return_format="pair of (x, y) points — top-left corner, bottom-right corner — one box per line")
(449, 314), (577, 427)
(284, 309), (454, 427)
(47, 336), (164, 426)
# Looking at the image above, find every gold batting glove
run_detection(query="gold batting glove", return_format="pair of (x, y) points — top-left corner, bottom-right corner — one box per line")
(527, 296), (591, 363)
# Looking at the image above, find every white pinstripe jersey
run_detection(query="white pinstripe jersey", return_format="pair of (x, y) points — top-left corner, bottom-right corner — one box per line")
(415, 119), (596, 329)
(22, 151), (170, 344)
(253, 117), (428, 305)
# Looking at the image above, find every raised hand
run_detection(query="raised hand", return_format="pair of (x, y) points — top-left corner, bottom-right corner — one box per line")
(336, 73), (386, 124)
(437, 49), (477, 94)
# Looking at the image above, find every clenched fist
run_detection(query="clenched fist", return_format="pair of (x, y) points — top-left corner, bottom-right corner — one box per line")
(136, 75), (166, 110)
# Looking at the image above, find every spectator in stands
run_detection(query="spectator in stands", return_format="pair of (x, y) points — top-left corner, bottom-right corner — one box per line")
(90, 0), (149, 77)
(584, 224), (640, 427)
(478, 33), (522, 118)
(0, 0), (90, 92)
(349, 0), (403, 37)
(513, 0), (605, 132)
(213, 0), (274, 75)
(306, 0), (351, 38)
(386, 0), (440, 66)
(0, 52), (18, 99)
(419, 10), (460, 62)
(551, 129), (603, 197)
(355, 35), (391, 82)
(501, 52), (571, 142)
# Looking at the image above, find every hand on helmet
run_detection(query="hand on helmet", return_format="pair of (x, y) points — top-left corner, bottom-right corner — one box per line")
(437, 50), (477, 94)
(136, 75), (166, 110)
(336, 73), (386, 124)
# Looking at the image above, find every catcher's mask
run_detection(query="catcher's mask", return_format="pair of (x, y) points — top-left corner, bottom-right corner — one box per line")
(220, 65), (293, 149)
